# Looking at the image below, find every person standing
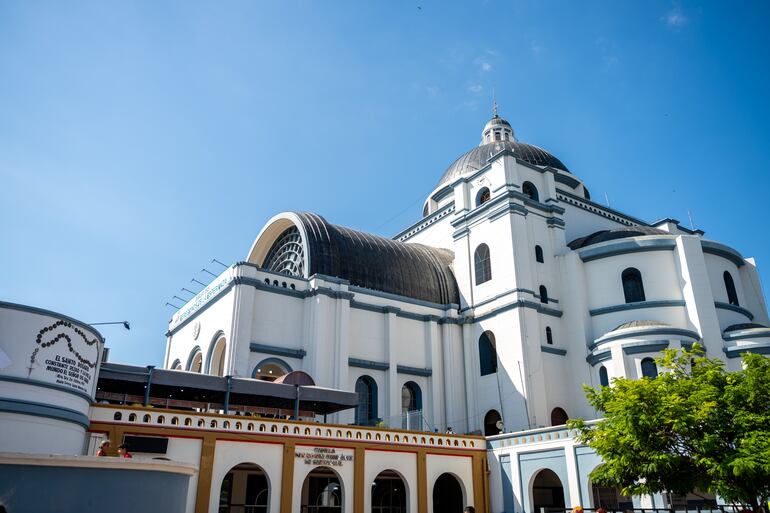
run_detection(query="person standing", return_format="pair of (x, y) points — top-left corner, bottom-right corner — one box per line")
(96, 440), (110, 457)
(117, 443), (132, 458)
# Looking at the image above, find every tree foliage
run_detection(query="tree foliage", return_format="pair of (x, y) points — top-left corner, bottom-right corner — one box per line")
(569, 345), (770, 510)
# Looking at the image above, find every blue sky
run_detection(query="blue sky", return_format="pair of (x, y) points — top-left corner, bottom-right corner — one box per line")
(2, 1), (769, 366)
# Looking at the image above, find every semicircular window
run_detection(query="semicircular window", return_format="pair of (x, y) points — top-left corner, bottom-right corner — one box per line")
(262, 226), (305, 277)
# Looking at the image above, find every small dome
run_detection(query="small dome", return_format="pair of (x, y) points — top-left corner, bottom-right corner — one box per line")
(613, 320), (669, 331)
(568, 226), (670, 250)
(483, 115), (512, 133)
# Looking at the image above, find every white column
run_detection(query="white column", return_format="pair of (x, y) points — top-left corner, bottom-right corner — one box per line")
(385, 309), (400, 422)
(462, 322), (478, 433)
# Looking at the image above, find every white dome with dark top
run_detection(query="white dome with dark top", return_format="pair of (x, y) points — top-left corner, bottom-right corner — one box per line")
(436, 114), (569, 188)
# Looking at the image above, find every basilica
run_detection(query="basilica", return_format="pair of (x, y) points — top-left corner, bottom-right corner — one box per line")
(159, 111), (770, 511)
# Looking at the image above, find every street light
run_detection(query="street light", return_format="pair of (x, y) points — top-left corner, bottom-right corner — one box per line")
(89, 321), (131, 330)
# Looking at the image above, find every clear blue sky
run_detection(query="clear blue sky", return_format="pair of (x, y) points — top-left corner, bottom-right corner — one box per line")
(2, 1), (769, 367)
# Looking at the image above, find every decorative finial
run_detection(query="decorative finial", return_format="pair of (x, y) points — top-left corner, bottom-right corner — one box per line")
(492, 88), (498, 117)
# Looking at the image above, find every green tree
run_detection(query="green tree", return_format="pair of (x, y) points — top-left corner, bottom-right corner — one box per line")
(569, 345), (770, 512)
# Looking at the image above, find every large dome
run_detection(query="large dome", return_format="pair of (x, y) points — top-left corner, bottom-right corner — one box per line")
(437, 140), (570, 187)
(436, 113), (570, 188)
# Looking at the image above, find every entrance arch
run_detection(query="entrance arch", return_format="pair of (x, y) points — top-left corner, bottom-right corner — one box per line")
(207, 333), (227, 376)
(372, 469), (407, 513)
(531, 469), (565, 513)
(301, 466), (343, 513)
(432, 473), (464, 513)
(218, 462), (269, 513)
(484, 409), (502, 436)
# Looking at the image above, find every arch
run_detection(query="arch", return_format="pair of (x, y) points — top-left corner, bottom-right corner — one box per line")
(218, 462), (270, 513)
(113, 412), (122, 421)
(476, 187), (491, 207)
(186, 346), (203, 373)
(372, 469), (408, 513)
(128, 413), (136, 422)
(535, 245), (544, 263)
(641, 357), (658, 378)
(531, 469), (565, 513)
(205, 331), (227, 376)
(474, 244), (492, 285)
(545, 326), (553, 345)
(550, 407), (569, 426)
(401, 381), (422, 430)
(252, 357), (292, 382)
(539, 285), (548, 304)
(478, 331), (497, 376)
(170, 358), (182, 370)
(484, 409), (502, 436)
(522, 181), (539, 201)
(589, 465), (633, 509)
(724, 271), (739, 306)
(301, 466), (343, 513)
(621, 267), (646, 303)
(432, 473), (464, 513)
(355, 375), (378, 426)
(599, 366), (609, 387)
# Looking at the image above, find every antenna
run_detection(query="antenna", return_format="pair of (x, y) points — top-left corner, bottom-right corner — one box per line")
(604, 192), (611, 207)
(191, 278), (207, 287)
(200, 268), (217, 277)
(211, 258), (228, 269)
(687, 210), (695, 230)
(492, 88), (498, 117)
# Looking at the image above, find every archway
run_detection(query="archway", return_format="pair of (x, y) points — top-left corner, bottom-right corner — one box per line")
(550, 407), (568, 426)
(188, 347), (203, 373)
(591, 481), (632, 510)
(432, 473), (463, 513)
(301, 466), (342, 513)
(218, 463), (269, 513)
(484, 409), (502, 436)
(401, 381), (422, 430)
(372, 469), (407, 513)
(253, 358), (292, 382)
(531, 469), (565, 513)
(207, 334), (227, 376)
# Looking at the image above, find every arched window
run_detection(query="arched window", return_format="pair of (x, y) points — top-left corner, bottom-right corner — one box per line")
(545, 327), (553, 345)
(187, 346), (203, 373)
(522, 181), (539, 201)
(484, 409), (503, 436)
(474, 244), (492, 284)
(539, 285), (548, 304)
(599, 366), (609, 387)
(355, 376), (377, 426)
(535, 245), (544, 263)
(476, 187), (491, 207)
(252, 358), (292, 382)
(621, 268), (646, 303)
(641, 357), (658, 378)
(401, 382), (422, 430)
(551, 407), (569, 426)
(724, 271), (739, 306)
(478, 331), (497, 376)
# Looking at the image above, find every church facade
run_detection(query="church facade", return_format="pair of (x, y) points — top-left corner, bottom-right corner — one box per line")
(163, 113), (770, 511)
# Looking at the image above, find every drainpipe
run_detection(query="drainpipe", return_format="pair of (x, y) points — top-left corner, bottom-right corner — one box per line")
(143, 365), (155, 407)
(294, 385), (300, 420)
(224, 375), (232, 413)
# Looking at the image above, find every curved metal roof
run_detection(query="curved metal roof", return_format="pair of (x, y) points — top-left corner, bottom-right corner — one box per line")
(437, 140), (569, 188)
(613, 320), (669, 331)
(293, 212), (459, 305)
(567, 226), (670, 250)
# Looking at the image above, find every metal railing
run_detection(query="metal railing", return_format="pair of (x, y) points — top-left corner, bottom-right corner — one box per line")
(540, 506), (748, 513)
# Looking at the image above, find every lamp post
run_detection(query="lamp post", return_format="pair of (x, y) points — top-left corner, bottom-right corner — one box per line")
(89, 321), (131, 330)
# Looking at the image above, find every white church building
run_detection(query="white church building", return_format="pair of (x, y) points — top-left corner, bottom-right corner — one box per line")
(163, 112), (770, 512)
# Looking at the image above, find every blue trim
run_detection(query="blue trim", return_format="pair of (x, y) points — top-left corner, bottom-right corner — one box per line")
(540, 345), (567, 356)
(714, 301), (754, 320)
(0, 397), (90, 429)
(0, 375), (94, 404)
(170, 358), (182, 369)
(554, 172), (581, 188)
(578, 238), (676, 263)
(166, 282), (235, 336)
(0, 301), (104, 344)
(249, 342), (306, 359)
(252, 357), (293, 377)
(722, 328), (770, 342)
(589, 300), (686, 317)
(348, 358), (389, 371)
(461, 288), (558, 312)
(587, 350), (612, 366)
(556, 189), (649, 227)
(593, 326), (700, 347)
(474, 299), (563, 321)
(724, 343), (770, 358)
(701, 240), (745, 267)
(185, 346), (202, 371)
(622, 341), (670, 354)
(396, 365), (432, 377)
